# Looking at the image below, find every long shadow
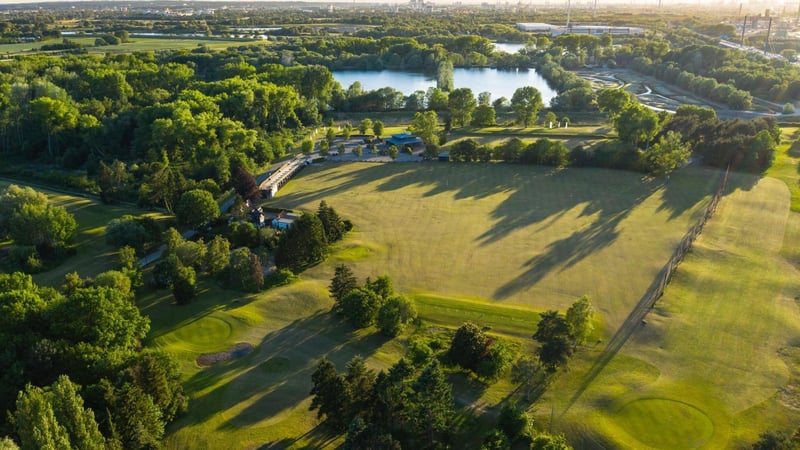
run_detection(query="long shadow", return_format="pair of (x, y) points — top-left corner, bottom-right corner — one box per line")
(559, 261), (669, 417)
(178, 311), (387, 430)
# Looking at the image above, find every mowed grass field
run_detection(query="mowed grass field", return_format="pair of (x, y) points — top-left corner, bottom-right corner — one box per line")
(151, 162), (724, 448)
(542, 162), (800, 445)
(0, 36), (253, 56)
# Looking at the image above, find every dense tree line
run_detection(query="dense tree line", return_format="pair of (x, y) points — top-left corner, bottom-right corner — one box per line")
(0, 272), (186, 449)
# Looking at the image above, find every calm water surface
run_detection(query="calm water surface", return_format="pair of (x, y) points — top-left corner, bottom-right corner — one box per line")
(333, 67), (557, 104)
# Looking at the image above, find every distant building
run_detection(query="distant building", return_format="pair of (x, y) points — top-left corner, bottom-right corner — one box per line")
(552, 25), (644, 37)
(516, 22), (560, 33)
(516, 22), (644, 36)
(385, 132), (424, 147)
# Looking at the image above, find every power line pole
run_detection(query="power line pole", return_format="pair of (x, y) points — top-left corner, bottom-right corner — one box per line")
(764, 17), (772, 54)
(741, 15), (747, 46)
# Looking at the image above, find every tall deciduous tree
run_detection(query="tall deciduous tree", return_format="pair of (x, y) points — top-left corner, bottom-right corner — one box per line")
(447, 322), (489, 371)
(565, 295), (594, 348)
(436, 60), (454, 92)
(377, 295), (418, 337)
(532, 310), (572, 370)
(232, 166), (261, 203)
(511, 86), (544, 127)
(372, 120), (385, 139)
(9, 203), (76, 251)
(447, 88), (477, 128)
(204, 235), (230, 276)
(645, 131), (691, 176)
(342, 287), (383, 329)
(614, 104), (661, 148)
(358, 118), (373, 136)
(410, 111), (439, 149)
(12, 384), (71, 450)
(175, 189), (219, 229)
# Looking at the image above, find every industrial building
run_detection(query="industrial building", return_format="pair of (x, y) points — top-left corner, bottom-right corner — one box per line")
(517, 23), (644, 36)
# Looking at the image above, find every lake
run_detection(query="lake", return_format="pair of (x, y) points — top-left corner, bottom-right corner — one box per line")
(333, 68), (557, 104)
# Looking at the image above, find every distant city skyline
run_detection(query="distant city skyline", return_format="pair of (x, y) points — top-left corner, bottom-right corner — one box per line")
(0, 0), (789, 4)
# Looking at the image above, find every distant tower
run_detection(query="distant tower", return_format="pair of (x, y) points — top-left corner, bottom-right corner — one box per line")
(566, 0), (571, 30)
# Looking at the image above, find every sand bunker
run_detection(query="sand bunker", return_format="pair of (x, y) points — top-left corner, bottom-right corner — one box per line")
(196, 342), (254, 367)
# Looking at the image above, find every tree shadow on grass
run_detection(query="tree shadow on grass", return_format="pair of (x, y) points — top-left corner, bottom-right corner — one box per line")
(179, 311), (389, 431)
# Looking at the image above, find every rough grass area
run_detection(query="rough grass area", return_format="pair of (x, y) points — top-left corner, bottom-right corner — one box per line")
(545, 172), (800, 448)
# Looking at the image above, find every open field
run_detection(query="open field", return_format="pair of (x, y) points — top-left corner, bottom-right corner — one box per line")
(141, 162), (722, 448)
(0, 36), (254, 57)
(542, 166), (800, 447)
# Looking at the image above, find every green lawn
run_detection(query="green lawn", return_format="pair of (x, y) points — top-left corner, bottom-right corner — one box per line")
(543, 165), (800, 447)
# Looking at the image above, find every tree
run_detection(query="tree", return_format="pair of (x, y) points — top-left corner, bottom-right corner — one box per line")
(377, 295), (418, 337)
(478, 91), (492, 106)
(27, 97), (78, 157)
(47, 376), (106, 450)
(615, 104), (661, 148)
(388, 145), (399, 160)
(96, 160), (129, 204)
(94, 270), (133, 299)
(105, 217), (148, 252)
(436, 60), (454, 91)
(372, 120), (385, 139)
(317, 200), (346, 243)
(12, 384), (71, 450)
(471, 105), (496, 127)
(128, 350), (188, 423)
(447, 322), (489, 371)
(359, 118), (373, 136)
(0, 185), (47, 236)
(511, 86), (544, 127)
(596, 88), (633, 118)
(752, 430), (795, 450)
(110, 383), (165, 450)
(565, 295), (594, 347)
(275, 213), (328, 272)
(49, 286), (150, 350)
(310, 358), (351, 432)
(10, 203), (77, 252)
(447, 88), (477, 128)
(326, 127), (337, 145)
(232, 166), (261, 203)
(175, 189), (219, 229)
(227, 247), (263, 292)
(410, 111), (439, 148)
(477, 342), (514, 382)
(481, 430), (510, 450)
(138, 152), (187, 213)
(407, 361), (454, 447)
(532, 311), (572, 370)
(497, 403), (532, 443)
(341, 287), (383, 328)
(204, 235), (230, 276)
(543, 111), (557, 127)
(330, 264), (358, 313)
(645, 131), (691, 176)
(171, 264), (196, 304)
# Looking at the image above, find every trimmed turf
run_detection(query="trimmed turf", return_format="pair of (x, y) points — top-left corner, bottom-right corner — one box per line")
(545, 170), (800, 448)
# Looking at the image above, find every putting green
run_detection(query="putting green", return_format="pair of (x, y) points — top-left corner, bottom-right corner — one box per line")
(615, 398), (714, 449)
(170, 316), (233, 350)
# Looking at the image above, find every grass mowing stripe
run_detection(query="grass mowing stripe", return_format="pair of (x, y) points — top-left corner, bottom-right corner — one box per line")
(414, 292), (539, 338)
